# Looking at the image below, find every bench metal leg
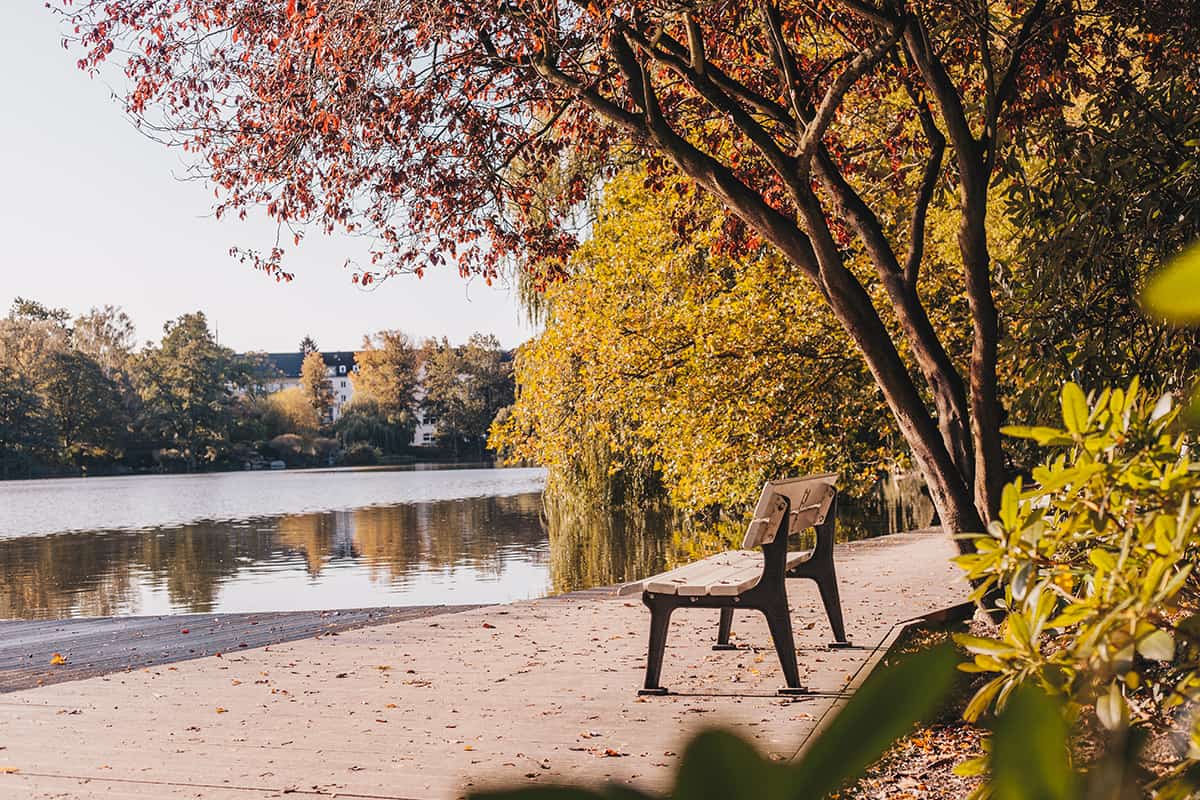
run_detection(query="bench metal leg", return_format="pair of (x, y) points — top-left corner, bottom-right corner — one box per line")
(816, 568), (849, 646)
(762, 601), (806, 693)
(639, 600), (673, 695)
(713, 608), (737, 650)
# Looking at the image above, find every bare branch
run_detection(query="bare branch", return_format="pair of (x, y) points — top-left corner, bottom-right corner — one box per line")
(530, 50), (644, 134)
(683, 13), (706, 76)
(759, 0), (807, 133)
(625, 27), (800, 195)
(904, 126), (945, 286)
(986, 0), (1049, 163)
(834, 0), (901, 28)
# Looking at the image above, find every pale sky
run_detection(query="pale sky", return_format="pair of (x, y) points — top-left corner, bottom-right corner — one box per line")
(0, 3), (537, 353)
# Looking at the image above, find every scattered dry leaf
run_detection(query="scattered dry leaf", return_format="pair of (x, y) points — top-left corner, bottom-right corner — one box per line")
(49, 653), (66, 666)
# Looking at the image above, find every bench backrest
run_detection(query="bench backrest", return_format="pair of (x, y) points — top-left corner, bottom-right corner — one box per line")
(742, 473), (839, 549)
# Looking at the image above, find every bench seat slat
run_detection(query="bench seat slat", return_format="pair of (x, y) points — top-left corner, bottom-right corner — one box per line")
(646, 556), (736, 595)
(625, 551), (817, 596)
(618, 549), (816, 597)
(705, 564), (765, 596)
(785, 549), (814, 570)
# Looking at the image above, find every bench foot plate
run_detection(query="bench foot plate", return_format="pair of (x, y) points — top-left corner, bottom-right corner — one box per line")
(638, 687), (670, 696)
(776, 686), (811, 696)
(711, 644), (740, 651)
(827, 641), (854, 649)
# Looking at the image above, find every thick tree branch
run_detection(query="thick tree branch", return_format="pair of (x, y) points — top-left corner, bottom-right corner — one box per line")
(626, 27), (802, 200)
(795, 25), (901, 171)
(901, 79), (947, 287)
(530, 54), (644, 134)
(901, 19), (979, 163)
(607, 26), (822, 278)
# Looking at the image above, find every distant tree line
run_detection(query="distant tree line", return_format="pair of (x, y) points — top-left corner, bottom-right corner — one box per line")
(0, 298), (513, 478)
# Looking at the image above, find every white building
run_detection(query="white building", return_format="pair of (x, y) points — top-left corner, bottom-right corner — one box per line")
(263, 351), (358, 422)
(410, 362), (438, 447)
(257, 351), (438, 447)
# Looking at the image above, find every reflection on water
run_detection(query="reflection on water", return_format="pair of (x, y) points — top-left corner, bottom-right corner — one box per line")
(0, 493), (548, 619)
(542, 474), (938, 595)
(0, 467), (935, 619)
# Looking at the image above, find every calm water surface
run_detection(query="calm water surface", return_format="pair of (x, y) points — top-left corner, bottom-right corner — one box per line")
(0, 466), (934, 620)
(0, 467), (553, 619)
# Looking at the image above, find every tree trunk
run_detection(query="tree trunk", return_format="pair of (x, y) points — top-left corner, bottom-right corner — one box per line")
(785, 189), (984, 539)
(631, 66), (989, 539)
(958, 168), (1006, 521)
(813, 155), (975, 482)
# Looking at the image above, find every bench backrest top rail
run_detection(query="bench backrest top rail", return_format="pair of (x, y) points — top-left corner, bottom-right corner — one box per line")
(742, 473), (839, 549)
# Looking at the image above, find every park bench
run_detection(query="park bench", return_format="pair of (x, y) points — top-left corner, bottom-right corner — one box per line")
(618, 473), (849, 695)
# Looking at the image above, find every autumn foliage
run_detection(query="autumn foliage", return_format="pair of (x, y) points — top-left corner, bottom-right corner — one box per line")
(58, 0), (1199, 535)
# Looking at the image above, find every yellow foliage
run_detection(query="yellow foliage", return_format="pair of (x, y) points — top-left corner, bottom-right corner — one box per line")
(264, 387), (319, 436)
(492, 171), (898, 513)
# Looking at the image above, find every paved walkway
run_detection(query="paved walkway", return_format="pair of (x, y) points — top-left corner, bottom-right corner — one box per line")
(0, 607), (483, 693)
(0, 530), (969, 799)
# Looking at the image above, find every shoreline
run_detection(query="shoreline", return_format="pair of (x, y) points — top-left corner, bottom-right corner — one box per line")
(1, 529), (969, 798)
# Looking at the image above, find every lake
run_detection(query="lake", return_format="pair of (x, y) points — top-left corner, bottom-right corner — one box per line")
(0, 466), (934, 619)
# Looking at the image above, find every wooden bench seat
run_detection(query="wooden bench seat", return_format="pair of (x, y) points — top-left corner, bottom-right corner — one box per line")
(617, 549), (816, 597)
(621, 474), (849, 696)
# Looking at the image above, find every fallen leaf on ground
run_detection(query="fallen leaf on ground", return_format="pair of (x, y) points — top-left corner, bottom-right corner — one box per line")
(215, 707), (228, 714)
(0, 767), (18, 774)
(49, 653), (66, 666)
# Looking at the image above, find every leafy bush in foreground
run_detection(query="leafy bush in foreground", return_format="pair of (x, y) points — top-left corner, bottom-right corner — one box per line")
(954, 380), (1200, 795)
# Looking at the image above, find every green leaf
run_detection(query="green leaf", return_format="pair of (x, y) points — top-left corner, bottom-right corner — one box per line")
(952, 634), (1018, 658)
(789, 643), (958, 797)
(953, 756), (989, 777)
(1143, 241), (1200, 324)
(964, 675), (1007, 723)
(1088, 548), (1116, 572)
(1136, 630), (1176, 662)
(1061, 383), (1088, 434)
(1001, 425), (1073, 446)
(999, 482), (1020, 530)
(989, 686), (1078, 800)
(1095, 682), (1129, 731)
(673, 729), (789, 800)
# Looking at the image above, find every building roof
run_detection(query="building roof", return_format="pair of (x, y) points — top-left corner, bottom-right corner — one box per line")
(264, 351), (357, 378)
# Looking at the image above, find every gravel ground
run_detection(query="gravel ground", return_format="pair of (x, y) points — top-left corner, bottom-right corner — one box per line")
(837, 620), (991, 800)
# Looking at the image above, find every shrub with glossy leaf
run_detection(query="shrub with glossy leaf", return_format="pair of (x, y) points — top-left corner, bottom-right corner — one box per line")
(953, 379), (1200, 790)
